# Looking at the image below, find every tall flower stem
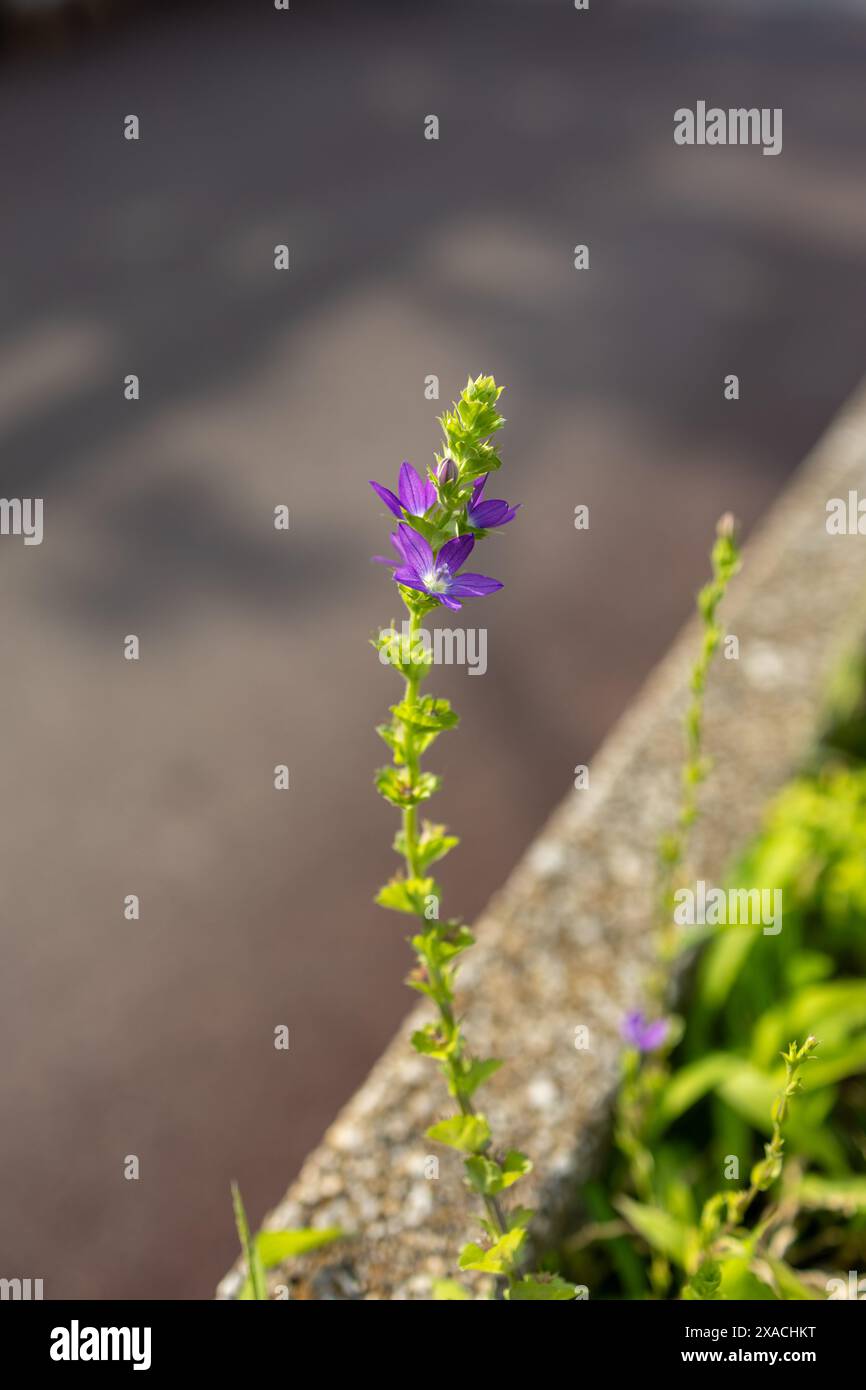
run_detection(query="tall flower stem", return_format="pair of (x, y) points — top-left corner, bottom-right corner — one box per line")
(371, 376), (574, 1300)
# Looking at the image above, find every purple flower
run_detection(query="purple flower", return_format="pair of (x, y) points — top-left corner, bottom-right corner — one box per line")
(391, 524), (503, 611)
(466, 475), (519, 530)
(622, 1011), (669, 1054)
(370, 462), (436, 520)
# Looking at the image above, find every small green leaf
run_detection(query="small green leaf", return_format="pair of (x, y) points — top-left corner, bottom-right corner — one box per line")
(500, 1150), (533, 1188)
(375, 874), (438, 915)
(459, 1227), (526, 1275)
(411, 1023), (457, 1060)
(396, 821), (460, 871)
(426, 1114), (491, 1154)
(615, 1196), (694, 1269)
(411, 925), (474, 968)
(507, 1206), (535, 1231)
(406, 975), (439, 1001)
(375, 766), (440, 808)
(464, 1156), (503, 1196)
(392, 695), (459, 734)
(507, 1274), (577, 1301)
(375, 722), (404, 759)
(435, 925), (475, 960)
(464, 1148), (531, 1196)
(686, 1257), (722, 1300)
(256, 1228), (342, 1267)
(373, 628), (433, 679)
(449, 1055), (502, 1099)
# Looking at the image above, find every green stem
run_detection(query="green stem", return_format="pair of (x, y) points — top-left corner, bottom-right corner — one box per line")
(402, 607), (422, 878)
(231, 1181), (266, 1302)
(398, 596), (511, 1275)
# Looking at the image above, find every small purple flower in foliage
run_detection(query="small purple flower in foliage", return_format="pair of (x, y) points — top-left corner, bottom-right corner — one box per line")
(369, 462), (436, 520)
(622, 1011), (669, 1054)
(392, 523), (503, 611)
(466, 474), (519, 531)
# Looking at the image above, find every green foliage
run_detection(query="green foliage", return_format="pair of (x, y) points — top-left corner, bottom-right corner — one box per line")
(426, 1114), (491, 1154)
(376, 874), (439, 915)
(459, 1227), (526, 1275)
(615, 1197), (695, 1269)
(465, 1150), (532, 1196)
(396, 821), (459, 872)
(507, 1274), (578, 1300)
(566, 532), (866, 1301)
(372, 627), (433, 681)
(231, 1183), (343, 1301)
(256, 1229), (343, 1264)
(436, 375), (506, 485)
(571, 754), (866, 1298)
(391, 695), (459, 734)
(448, 1055), (503, 1099)
(374, 765), (440, 808)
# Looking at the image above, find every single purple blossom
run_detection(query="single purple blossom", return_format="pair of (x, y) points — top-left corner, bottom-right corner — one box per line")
(391, 523), (503, 611)
(622, 1011), (669, 1054)
(370, 462), (436, 520)
(466, 474), (519, 530)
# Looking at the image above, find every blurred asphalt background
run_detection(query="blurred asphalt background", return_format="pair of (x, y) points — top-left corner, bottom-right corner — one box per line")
(2, 0), (866, 1297)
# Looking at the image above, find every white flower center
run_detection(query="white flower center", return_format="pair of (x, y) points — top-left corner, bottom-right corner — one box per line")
(423, 568), (448, 593)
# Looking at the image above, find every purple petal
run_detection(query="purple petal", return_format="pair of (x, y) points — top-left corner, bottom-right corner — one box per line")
(621, 1010), (668, 1053)
(640, 1018), (669, 1052)
(369, 480), (404, 519)
(447, 572), (503, 598)
(437, 594), (463, 611)
(396, 523), (433, 577)
(471, 476), (487, 504)
(469, 499), (518, 529)
(621, 1012), (645, 1049)
(437, 533), (475, 576)
(398, 462), (436, 517)
(388, 530), (411, 562)
(392, 569), (427, 594)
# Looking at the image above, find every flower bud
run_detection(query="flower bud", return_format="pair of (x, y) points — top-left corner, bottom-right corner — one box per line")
(436, 458), (458, 485)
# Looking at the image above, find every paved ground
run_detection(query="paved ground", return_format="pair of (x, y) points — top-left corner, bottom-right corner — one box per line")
(2, 0), (866, 1298)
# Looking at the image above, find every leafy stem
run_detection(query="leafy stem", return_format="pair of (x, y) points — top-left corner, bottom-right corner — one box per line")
(687, 1037), (819, 1299)
(615, 515), (741, 1297)
(372, 377), (573, 1300)
(655, 513), (742, 974)
(395, 592), (511, 1260)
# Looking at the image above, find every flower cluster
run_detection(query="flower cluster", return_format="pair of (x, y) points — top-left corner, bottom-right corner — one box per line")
(370, 377), (574, 1301)
(370, 420), (518, 612)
